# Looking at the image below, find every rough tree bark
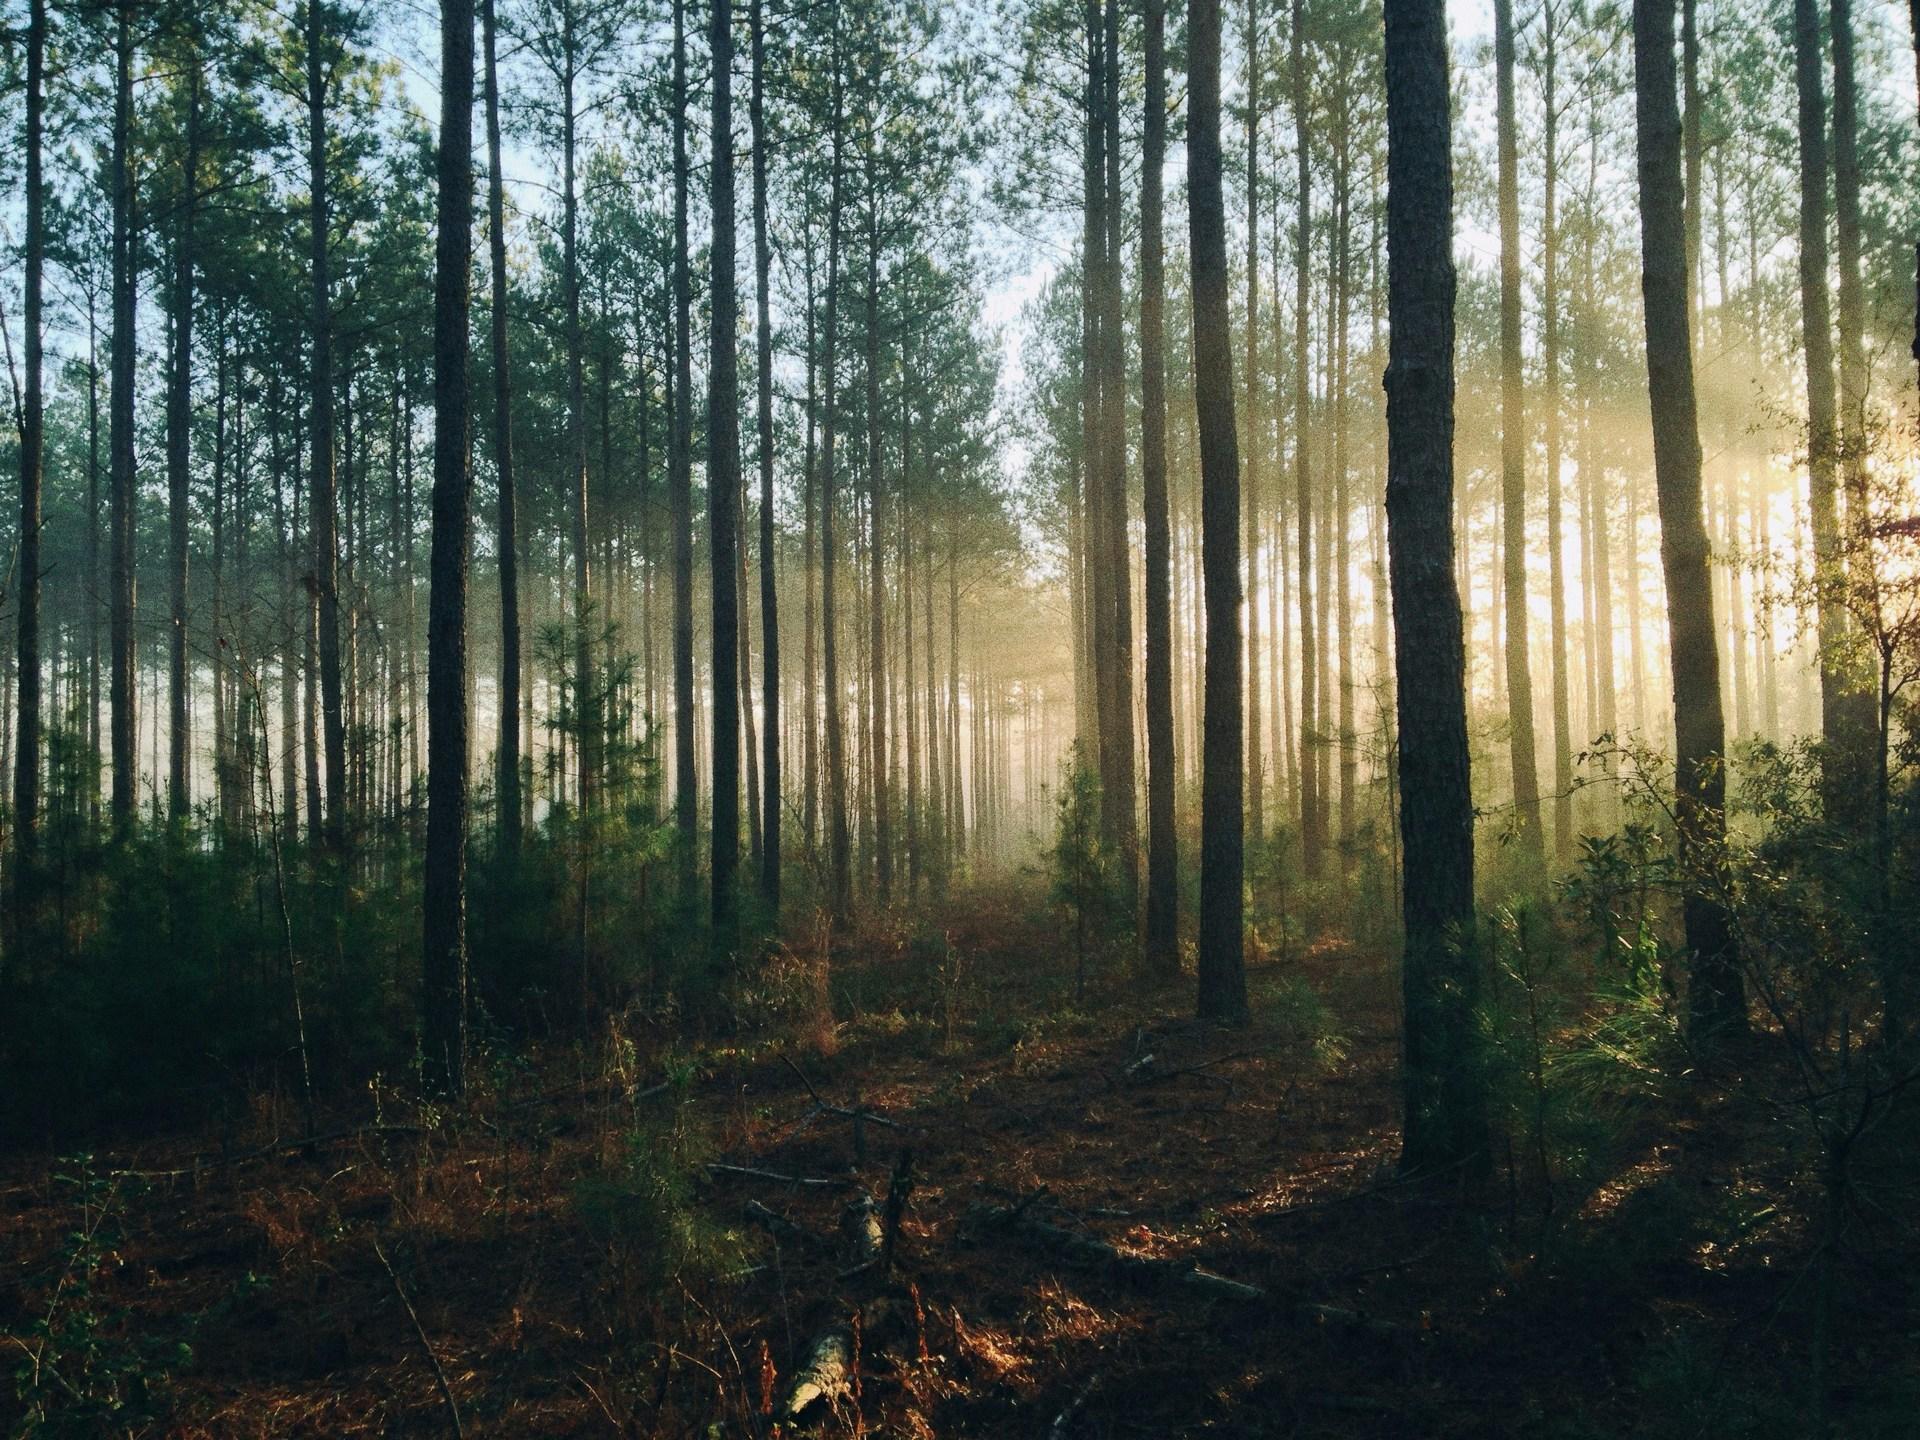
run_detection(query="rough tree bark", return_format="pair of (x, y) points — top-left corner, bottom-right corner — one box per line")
(1633, 0), (1747, 1041)
(1141, 0), (1179, 976)
(424, 0), (476, 1097)
(1190, 0), (1248, 1025)
(482, 0), (521, 855)
(1384, 0), (1487, 1175)
(710, 0), (742, 949)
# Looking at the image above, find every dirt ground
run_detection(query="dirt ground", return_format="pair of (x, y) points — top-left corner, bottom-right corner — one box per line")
(3, 884), (1915, 1437)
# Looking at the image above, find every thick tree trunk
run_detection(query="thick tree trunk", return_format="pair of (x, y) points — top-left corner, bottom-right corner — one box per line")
(424, 0), (476, 1097)
(1633, 0), (1746, 1041)
(1141, 0), (1179, 977)
(1384, 0), (1486, 1175)
(1189, 0), (1247, 1025)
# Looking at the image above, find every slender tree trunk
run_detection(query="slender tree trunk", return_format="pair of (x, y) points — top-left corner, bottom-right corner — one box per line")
(751, 0), (781, 911)
(167, 55), (203, 821)
(483, 0), (521, 856)
(424, 0), (475, 1097)
(1793, 0), (1859, 811)
(1543, 6), (1573, 865)
(672, 0), (699, 898)
(15, 0), (46, 870)
(109, 4), (138, 836)
(1101, 0), (1139, 901)
(864, 183), (890, 905)
(709, 0), (741, 950)
(308, 0), (347, 848)
(1141, 0), (1178, 976)
(1495, 0), (1543, 871)
(1190, 0), (1247, 1024)
(1244, 0), (1265, 848)
(823, 20), (852, 921)
(1385, 0), (1486, 1176)
(1291, 0), (1321, 879)
(1633, 0), (1745, 1040)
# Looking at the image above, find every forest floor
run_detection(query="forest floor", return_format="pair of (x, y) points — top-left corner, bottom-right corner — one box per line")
(2, 881), (1916, 1437)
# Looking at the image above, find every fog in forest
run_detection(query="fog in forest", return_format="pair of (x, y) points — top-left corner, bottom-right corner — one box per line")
(0, 0), (1915, 1432)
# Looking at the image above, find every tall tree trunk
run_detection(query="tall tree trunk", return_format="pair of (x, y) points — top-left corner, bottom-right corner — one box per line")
(710, 0), (741, 949)
(167, 54), (203, 821)
(483, 0), (521, 855)
(751, 0), (780, 911)
(823, 21), (852, 921)
(424, 0), (475, 1097)
(1291, 0), (1321, 879)
(1385, 0), (1486, 1175)
(1141, 0), (1179, 976)
(109, 6), (139, 836)
(308, 0), (347, 848)
(1542, 4), (1573, 866)
(560, 8), (595, 860)
(672, 0), (699, 898)
(1494, 0), (1543, 871)
(15, 0), (46, 869)
(1633, 0), (1745, 1041)
(1243, 0), (1265, 848)
(1101, 0), (1138, 900)
(1793, 0), (1858, 812)
(1190, 0), (1247, 1024)
(864, 181), (890, 905)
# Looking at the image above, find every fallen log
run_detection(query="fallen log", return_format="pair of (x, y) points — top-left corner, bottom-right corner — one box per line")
(841, 1192), (884, 1269)
(743, 1199), (829, 1252)
(970, 1200), (1265, 1302)
(706, 1163), (857, 1191)
(776, 1296), (903, 1424)
(778, 1323), (854, 1422)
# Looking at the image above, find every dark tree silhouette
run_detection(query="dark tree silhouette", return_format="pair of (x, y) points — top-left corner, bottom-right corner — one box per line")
(1190, 0), (1247, 1026)
(1634, 0), (1746, 1041)
(1384, 0), (1486, 1174)
(424, 0), (477, 1097)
